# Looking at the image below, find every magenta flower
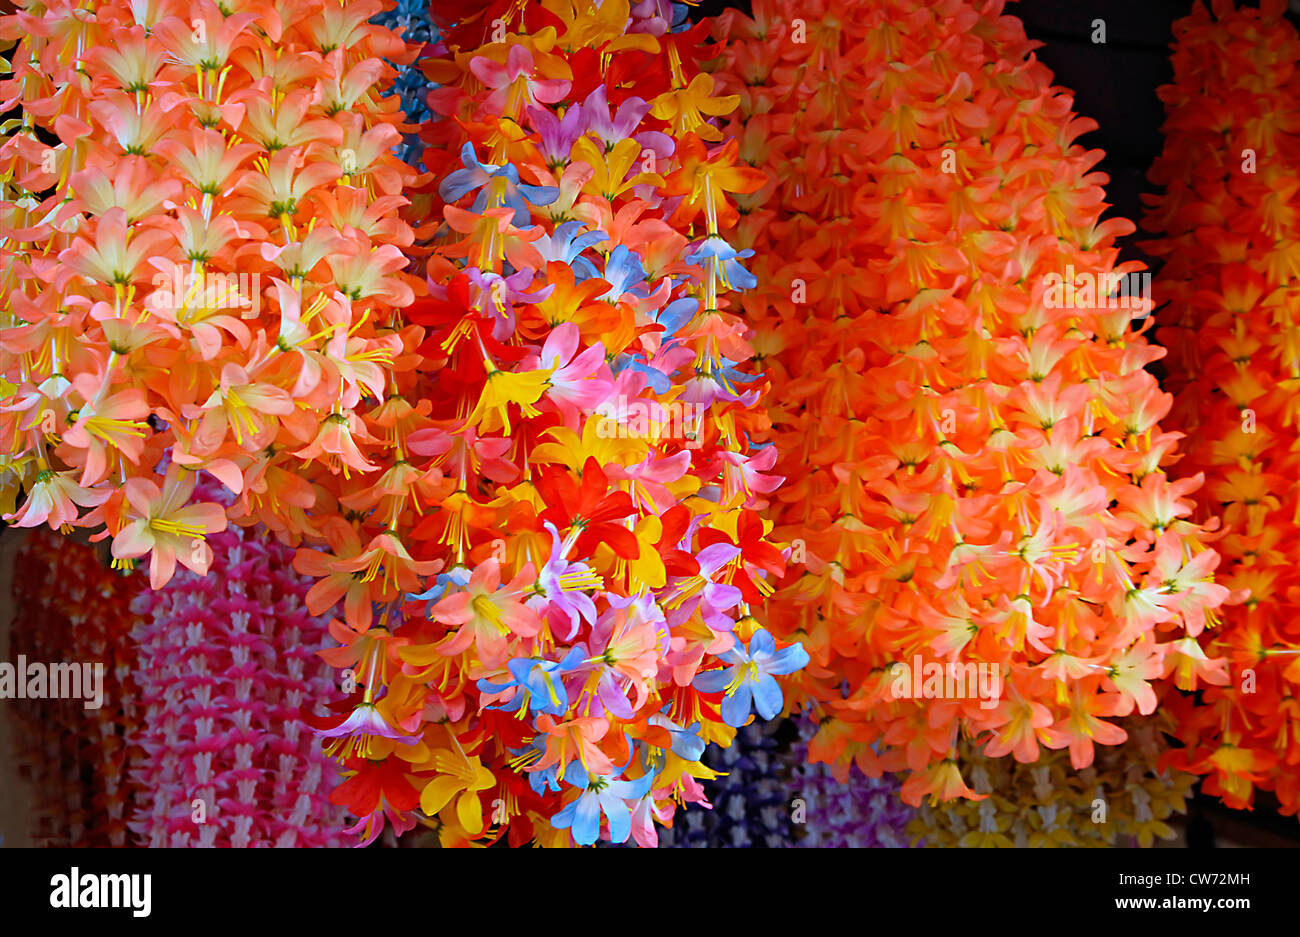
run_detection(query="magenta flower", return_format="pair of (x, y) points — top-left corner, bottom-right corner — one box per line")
(469, 45), (570, 117)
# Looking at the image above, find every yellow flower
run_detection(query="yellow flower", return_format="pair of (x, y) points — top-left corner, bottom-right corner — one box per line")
(649, 74), (739, 142)
(419, 751), (497, 838)
(467, 365), (555, 435)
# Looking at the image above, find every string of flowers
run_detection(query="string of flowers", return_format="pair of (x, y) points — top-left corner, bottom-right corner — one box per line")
(5, 498), (350, 848)
(0, 0), (435, 843)
(8, 528), (143, 846)
(786, 715), (914, 847)
(705, 0), (1230, 803)
(656, 718), (795, 847)
(302, 0), (810, 847)
(907, 714), (1194, 847)
(0, 0), (422, 575)
(370, 0), (440, 167)
(1141, 0), (1300, 815)
(128, 477), (348, 847)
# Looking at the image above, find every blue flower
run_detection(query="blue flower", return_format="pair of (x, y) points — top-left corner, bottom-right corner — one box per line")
(647, 712), (706, 762)
(599, 245), (648, 298)
(692, 628), (810, 727)
(508, 735), (562, 797)
(653, 297), (699, 343)
(405, 566), (471, 610)
(550, 762), (655, 846)
(535, 220), (607, 281)
(609, 356), (672, 394)
(439, 142), (559, 227)
(684, 236), (757, 292)
(476, 646), (586, 717)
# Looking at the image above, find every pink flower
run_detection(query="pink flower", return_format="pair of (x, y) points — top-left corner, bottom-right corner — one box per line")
(111, 464), (229, 589)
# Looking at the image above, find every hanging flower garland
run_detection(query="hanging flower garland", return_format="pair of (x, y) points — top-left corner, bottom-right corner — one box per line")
(302, 0), (810, 847)
(704, 0), (1230, 802)
(785, 715), (914, 847)
(128, 478), (348, 847)
(1141, 0), (1300, 815)
(8, 528), (144, 847)
(370, 0), (441, 167)
(0, 0), (438, 844)
(0, 0), (422, 576)
(657, 714), (914, 848)
(656, 718), (797, 848)
(6, 499), (351, 848)
(907, 715), (1195, 847)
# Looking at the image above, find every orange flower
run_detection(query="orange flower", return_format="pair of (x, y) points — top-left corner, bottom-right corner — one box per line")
(661, 133), (766, 232)
(1141, 0), (1300, 813)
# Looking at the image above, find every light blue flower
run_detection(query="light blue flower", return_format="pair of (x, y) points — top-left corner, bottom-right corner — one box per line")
(693, 628), (810, 727)
(405, 566), (471, 611)
(609, 356), (672, 394)
(535, 221), (608, 280)
(509, 735), (562, 797)
(653, 297), (699, 343)
(599, 245), (648, 298)
(476, 646), (586, 717)
(684, 236), (757, 292)
(439, 142), (559, 227)
(647, 711), (706, 762)
(550, 762), (655, 846)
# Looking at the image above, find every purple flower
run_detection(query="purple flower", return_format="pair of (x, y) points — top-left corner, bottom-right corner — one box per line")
(661, 542), (745, 626)
(313, 702), (416, 744)
(527, 522), (601, 641)
(528, 103), (587, 167)
(581, 86), (671, 157)
(464, 267), (554, 341)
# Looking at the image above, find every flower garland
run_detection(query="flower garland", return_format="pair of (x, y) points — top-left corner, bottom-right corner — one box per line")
(128, 479), (348, 847)
(786, 715), (914, 847)
(907, 715), (1194, 847)
(0, 0), (422, 580)
(706, 0), (1229, 802)
(1141, 0), (1300, 814)
(370, 0), (440, 167)
(6, 506), (350, 848)
(302, 0), (810, 847)
(656, 718), (796, 848)
(8, 528), (143, 846)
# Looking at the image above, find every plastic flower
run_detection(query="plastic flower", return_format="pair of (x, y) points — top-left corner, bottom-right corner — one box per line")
(708, 0), (1227, 801)
(418, 750), (498, 837)
(478, 648), (587, 717)
(694, 628), (810, 727)
(111, 466), (229, 589)
(1141, 0), (1300, 813)
(279, 0), (808, 847)
(429, 559), (543, 668)
(550, 761), (655, 846)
